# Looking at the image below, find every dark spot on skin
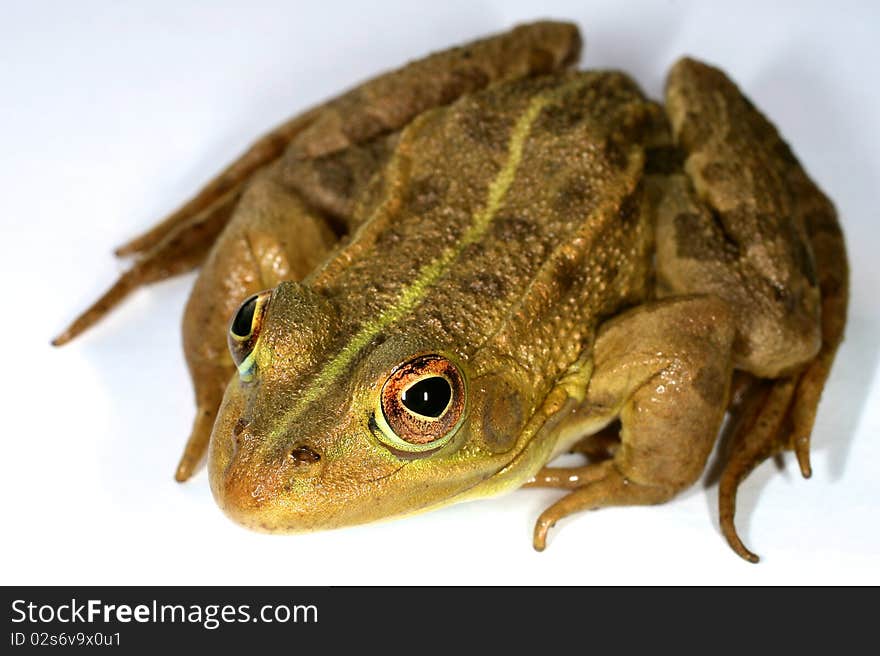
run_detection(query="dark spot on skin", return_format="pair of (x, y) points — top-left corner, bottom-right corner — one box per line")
(644, 145), (685, 175)
(554, 177), (595, 215)
(700, 161), (729, 184)
(732, 333), (752, 359)
(289, 445), (321, 464)
(602, 134), (629, 170)
(615, 106), (650, 145)
(462, 271), (505, 297)
(771, 281), (796, 312)
(439, 67), (491, 104)
(791, 232), (819, 287)
(462, 241), (485, 260)
(604, 258), (620, 284)
(404, 176), (449, 214)
(674, 212), (711, 259)
(553, 251), (584, 296)
(693, 365), (725, 404)
(617, 184), (642, 227)
(459, 107), (510, 151)
(673, 210), (739, 263)
(375, 226), (403, 248)
(535, 103), (585, 133)
(316, 156), (355, 199)
(805, 208), (843, 238)
(233, 418), (249, 437)
(492, 214), (537, 242)
(527, 47), (556, 74)
(342, 109), (389, 145)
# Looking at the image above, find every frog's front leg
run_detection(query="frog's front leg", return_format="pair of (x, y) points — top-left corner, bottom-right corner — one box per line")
(175, 163), (337, 480)
(531, 295), (736, 551)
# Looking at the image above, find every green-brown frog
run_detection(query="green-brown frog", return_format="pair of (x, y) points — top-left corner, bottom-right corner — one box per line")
(54, 21), (848, 562)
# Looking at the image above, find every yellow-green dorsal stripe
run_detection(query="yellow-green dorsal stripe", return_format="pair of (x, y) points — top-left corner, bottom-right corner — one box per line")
(273, 92), (551, 432)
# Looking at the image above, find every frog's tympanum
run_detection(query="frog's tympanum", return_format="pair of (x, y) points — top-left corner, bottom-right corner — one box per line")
(55, 22), (848, 562)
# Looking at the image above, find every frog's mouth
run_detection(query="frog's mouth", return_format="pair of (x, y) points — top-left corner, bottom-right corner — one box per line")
(365, 462), (409, 483)
(209, 354), (577, 533)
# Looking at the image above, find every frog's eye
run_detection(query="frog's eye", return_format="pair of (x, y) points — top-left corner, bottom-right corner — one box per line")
(375, 354), (466, 454)
(227, 290), (271, 380)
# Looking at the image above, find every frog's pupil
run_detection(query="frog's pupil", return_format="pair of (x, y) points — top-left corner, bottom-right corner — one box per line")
(401, 377), (452, 418)
(231, 295), (258, 337)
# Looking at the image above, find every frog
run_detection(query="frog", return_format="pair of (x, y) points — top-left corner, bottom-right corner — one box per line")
(54, 20), (848, 562)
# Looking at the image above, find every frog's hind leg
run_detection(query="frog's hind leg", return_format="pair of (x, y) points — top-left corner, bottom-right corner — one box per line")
(112, 108), (324, 258)
(653, 58), (849, 561)
(718, 198), (849, 562)
(51, 190), (240, 346)
(175, 163), (338, 481)
(530, 296), (737, 552)
(54, 20), (582, 346)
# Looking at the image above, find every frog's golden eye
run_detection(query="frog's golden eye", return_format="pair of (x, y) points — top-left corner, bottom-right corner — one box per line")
(227, 290), (271, 380)
(375, 354), (466, 454)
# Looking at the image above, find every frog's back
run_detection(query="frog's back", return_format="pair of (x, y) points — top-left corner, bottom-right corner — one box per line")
(310, 72), (655, 389)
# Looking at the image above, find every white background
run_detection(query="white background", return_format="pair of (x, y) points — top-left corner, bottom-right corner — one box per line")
(2, 0), (878, 585)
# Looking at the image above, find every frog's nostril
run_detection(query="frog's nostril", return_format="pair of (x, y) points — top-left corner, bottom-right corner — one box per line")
(288, 445), (321, 464)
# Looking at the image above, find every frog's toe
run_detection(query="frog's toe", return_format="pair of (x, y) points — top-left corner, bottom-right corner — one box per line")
(719, 375), (800, 564)
(532, 515), (556, 552)
(175, 403), (218, 482)
(53, 195), (237, 346)
(720, 356), (846, 563)
(530, 461), (673, 552)
(52, 268), (143, 346)
(175, 358), (233, 482)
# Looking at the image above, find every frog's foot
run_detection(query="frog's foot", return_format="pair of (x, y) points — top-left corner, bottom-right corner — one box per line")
(720, 346), (845, 563)
(525, 461), (608, 491)
(174, 357), (231, 482)
(532, 461), (674, 551)
(718, 376), (797, 562)
(524, 428), (620, 490)
(718, 181), (848, 563)
(529, 296), (737, 554)
(112, 109), (322, 258)
(51, 191), (238, 346)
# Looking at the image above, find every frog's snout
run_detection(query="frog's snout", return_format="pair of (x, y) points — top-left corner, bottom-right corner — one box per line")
(209, 413), (331, 531)
(212, 445), (329, 533)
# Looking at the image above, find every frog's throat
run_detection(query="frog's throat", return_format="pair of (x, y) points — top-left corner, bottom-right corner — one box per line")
(268, 87), (564, 441)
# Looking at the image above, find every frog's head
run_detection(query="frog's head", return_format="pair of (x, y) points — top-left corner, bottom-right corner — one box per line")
(208, 281), (544, 532)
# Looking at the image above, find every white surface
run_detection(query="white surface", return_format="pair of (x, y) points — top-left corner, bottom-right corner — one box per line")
(2, 0), (878, 585)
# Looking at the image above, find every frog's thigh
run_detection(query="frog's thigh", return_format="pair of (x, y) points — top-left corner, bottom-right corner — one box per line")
(281, 134), (397, 229)
(532, 296), (735, 551)
(656, 58), (826, 378)
(115, 21), (581, 257)
(176, 167), (337, 481)
(654, 59), (849, 561)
